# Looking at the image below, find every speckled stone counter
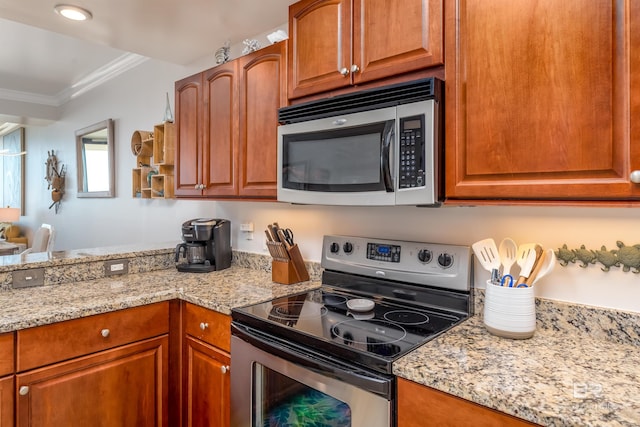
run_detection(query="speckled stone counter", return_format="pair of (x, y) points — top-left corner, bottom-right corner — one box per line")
(0, 266), (320, 333)
(3, 244), (639, 427)
(394, 293), (640, 427)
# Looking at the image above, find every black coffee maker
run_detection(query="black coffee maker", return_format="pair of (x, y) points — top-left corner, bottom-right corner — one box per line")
(175, 218), (232, 273)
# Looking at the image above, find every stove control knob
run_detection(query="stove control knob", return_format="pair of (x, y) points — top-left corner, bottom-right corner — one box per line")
(438, 253), (454, 268)
(330, 242), (340, 253)
(343, 242), (353, 254)
(417, 249), (432, 263)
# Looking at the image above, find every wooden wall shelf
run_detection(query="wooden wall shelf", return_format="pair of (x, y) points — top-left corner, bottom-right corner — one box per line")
(132, 122), (175, 199)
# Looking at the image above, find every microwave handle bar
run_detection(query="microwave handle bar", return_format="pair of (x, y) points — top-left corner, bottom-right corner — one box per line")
(381, 121), (394, 192)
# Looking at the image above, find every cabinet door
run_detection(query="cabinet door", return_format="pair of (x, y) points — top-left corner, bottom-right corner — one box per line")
(203, 63), (239, 196)
(16, 336), (168, 427)
(352, 0), (443, 85)
(288, 0), (352, 99)
(445, 0), (638, 202)
(631, 0), (640, 180)
(397, 378), (536, 427)
(238, 42), (287, 198)
(0, 376), (12, 427)
(183, 336), (230, 427)
(175, 73), (204, 197)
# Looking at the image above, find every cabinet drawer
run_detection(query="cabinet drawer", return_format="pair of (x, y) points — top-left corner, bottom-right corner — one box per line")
(17, 302), (169, 372)
(183, 302), (231, 352)
(0, 333), (14, 376)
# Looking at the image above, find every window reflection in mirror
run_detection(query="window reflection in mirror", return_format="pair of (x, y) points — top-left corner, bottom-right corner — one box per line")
(76, 119), (115, 198)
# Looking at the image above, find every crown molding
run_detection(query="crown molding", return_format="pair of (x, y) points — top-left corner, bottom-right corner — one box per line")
(0, 52), (149, 108)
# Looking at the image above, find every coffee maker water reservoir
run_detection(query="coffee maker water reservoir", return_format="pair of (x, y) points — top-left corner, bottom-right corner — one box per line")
(175, 218), (232, 272)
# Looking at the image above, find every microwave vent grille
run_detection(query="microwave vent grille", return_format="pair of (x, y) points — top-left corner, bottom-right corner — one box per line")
(279, 78), (439, 124)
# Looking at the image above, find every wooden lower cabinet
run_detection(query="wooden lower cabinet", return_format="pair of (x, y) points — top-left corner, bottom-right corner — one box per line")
(16, 336), (168, 427)
(0, 376), (13, 427)
(397, 378), (537, 427)
(183, 336), (230, 427)
(182, 302), (231, 427)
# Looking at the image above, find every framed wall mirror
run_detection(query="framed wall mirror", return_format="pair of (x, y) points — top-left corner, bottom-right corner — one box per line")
(76, 119), (115, 198)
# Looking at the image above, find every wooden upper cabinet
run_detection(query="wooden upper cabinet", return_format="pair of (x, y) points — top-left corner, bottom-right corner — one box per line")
(203, 62), (239, 197)
(238, 42), (287, 197)
(288, 0), (351, 97)
(174, 41), (285, 200)
(444, 0), (640, 203)
(175, 73), (204, 197)
(288, 0), (443, 99)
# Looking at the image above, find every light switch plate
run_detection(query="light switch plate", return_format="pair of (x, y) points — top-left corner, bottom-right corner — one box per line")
(13, 268), (45, 289)
(104, 259), (129, 276)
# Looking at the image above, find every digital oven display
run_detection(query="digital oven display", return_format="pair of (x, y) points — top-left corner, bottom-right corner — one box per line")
(367, 243), (401, 263)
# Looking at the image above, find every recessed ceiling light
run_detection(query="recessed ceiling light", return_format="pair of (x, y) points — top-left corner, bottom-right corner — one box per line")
(54, 4), (93, 21)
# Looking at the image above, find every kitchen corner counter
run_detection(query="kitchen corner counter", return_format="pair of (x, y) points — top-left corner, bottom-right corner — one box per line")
(394, 314), (640, 427)
(0, 266), (320, 333)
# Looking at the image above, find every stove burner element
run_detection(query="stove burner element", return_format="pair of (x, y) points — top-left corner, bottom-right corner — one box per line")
(331, 319), (408, 346)
(267, 301), (327, 326)
(383, 310), (430, 325)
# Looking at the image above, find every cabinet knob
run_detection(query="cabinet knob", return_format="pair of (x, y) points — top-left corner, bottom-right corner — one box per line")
(220, 365), (230, 374)
(19, 386), (29, 396)
(350, 64), (360, 73)
(199, 322), (208, 331)
(339, 67), (349, 76)
(101, 328), (110, 338)
(630, 170), (640, 183)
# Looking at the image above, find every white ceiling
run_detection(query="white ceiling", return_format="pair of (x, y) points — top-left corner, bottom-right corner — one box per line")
(0, 0), (294, 131)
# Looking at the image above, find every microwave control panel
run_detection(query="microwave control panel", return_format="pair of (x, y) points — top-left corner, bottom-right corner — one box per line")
(398, 115), (426, 189)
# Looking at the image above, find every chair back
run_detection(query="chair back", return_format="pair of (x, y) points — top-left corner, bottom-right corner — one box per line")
(30, 224), (55, 253)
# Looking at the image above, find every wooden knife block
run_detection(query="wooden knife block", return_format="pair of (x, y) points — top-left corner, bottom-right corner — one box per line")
(271, 244), (309, 285)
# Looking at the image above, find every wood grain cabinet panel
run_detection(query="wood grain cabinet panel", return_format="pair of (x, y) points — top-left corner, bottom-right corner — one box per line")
(397, 378), (538, 427)
(0, 333), (13, 377)
(175, 73), (204, 197)
(182, 303), (231, 427)
(288, 0), (443, 99)
(0, 376), (13, 427)
(17, 302), (169, 372)
(183, 302), (231, 352)
(16, 336), (168, 427)
(444, 0), (640, 203)
(175, 41), (285, 200)
(183, 336), (230, 427)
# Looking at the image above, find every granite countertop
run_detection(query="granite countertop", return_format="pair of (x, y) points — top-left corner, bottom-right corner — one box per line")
(1, 257), (638, 427)
(0, 266), (320, 333)
(394, 315), (640, 427)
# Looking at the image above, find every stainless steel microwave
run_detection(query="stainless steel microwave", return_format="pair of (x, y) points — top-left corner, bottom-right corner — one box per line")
(277, 78), (443, 206)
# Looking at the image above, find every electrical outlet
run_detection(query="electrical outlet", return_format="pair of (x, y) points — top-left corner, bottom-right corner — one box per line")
(240, 222), (254, 232)
(12, 268), (45, 289)
(104, 259), (129, 276)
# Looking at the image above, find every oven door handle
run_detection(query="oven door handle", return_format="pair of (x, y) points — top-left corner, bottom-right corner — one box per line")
(231, 322), (392, 398)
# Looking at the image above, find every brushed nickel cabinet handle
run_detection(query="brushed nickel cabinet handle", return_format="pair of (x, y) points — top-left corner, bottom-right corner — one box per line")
(220, 365), (230, 374)
(350, 64), (360, 73)
(199, 322), (208, 331)
(339, 67), (349, 76)
(101, 328), (110, 338)
(19, 386), (29, 396)
(630, 170), (640, 183)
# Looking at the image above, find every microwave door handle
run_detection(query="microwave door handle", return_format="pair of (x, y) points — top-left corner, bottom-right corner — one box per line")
(381, 121), (394, 192)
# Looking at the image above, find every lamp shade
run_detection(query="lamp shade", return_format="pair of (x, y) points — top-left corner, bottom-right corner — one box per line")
(0, 207), (20, 222)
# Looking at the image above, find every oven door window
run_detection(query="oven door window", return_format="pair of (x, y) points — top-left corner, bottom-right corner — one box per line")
(282, 121), (394, 192)
(253, 363), (352, 427)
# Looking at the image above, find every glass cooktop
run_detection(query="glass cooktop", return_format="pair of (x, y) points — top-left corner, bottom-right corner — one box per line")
(232, 286), (464, 374)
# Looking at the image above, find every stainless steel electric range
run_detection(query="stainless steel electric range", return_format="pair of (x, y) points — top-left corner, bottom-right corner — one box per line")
(231, 235), (474, 427)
